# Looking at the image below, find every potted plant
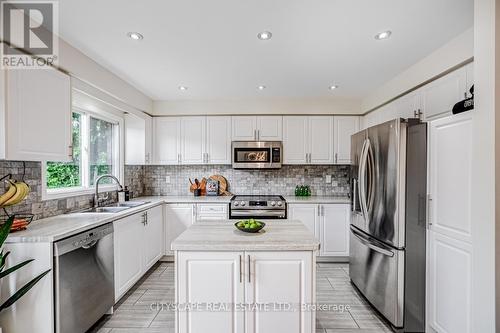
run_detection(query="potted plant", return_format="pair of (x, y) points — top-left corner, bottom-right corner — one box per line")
(0, 216), (50, 332)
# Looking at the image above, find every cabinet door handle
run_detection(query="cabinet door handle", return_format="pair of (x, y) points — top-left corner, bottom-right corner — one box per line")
(247, 255), (251, 283)
(177, 153), (181, 164)
(335, 153), (338, 164)
(427, 194), (432, 228)
(257, 129), (260, 141)
(239, 255), (242, 283)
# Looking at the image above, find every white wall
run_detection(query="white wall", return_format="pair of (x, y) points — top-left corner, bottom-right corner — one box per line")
(153, 97), (361, 116)
(58, 38), (153, 114)
(361, 28), (474, 113)
(472, 1), (496, 332)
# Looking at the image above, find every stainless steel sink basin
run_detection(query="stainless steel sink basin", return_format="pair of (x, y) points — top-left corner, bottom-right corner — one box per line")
(83, 201), (150, 213)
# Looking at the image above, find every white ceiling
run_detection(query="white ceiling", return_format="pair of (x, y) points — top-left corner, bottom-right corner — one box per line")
(57, 0), (473, 101)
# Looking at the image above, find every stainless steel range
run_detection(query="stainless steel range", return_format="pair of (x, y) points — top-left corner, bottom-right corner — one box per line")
(229, 195), (287, 219)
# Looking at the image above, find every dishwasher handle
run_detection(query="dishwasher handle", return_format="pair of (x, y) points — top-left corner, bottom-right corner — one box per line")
(54, 223), (113, 257)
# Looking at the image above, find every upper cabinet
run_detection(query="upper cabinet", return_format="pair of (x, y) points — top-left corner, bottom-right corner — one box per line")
(333, 116), (360, 164)
(362, 63), (474, 127)
(125, 113), (153, 165)
(154, 116), (231, 165)
(283, 116), (334, 164)
(232, 116), (282, 141)
(421, 66), (467, 121)
(4, 69), (72, 162)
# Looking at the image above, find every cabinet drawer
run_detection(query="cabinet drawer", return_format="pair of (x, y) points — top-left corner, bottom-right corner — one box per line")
(196, 204), (228, 222)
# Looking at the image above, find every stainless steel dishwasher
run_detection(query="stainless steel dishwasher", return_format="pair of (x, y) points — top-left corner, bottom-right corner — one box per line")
(54, 223), (114, 333)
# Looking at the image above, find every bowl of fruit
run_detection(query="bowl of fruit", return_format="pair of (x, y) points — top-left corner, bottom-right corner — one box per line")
(235, 219), (265, 233)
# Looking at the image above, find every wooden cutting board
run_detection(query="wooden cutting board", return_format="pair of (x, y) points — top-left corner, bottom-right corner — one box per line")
(209, 175), (231, 196)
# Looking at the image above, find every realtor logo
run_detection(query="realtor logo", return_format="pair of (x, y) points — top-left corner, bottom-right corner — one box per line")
(1, 1), (59, 68)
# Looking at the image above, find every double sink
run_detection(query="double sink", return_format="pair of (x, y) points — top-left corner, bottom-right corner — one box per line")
(84, 201), (150, 213)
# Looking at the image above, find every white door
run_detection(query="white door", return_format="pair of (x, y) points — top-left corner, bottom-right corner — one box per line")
(181, 117), (206, 164)
(257, 116), (283, 140)
(283, 116), (308, 164)
(232, 116), (257, 141)
(333, 116), (359, 164)
(154, 117), (181, 164)
(288, 204), (319, 238)
(124, 113), (146, 165)
(206, 116), (231, 164)
(320, 204), (350, 257)
(177, 251), (245, 333)
(6, 68), (72, 162)
(165, 204), (194, 255)
(245, 251), (314, 333)
(309, 116), (334, 164)
(143, 206), (164, 271)
(421, 67), (467, 121)
(114, 214), (144, 301)
(428, 113), (473, 243)
(428, 232), (472, 333)
(394, 91), (422, 119)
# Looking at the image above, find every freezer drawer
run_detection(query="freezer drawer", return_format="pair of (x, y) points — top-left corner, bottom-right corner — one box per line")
(349, 226), (404, 328)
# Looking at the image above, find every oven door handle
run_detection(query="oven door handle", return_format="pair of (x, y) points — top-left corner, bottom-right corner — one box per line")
(230, 210), (285, 216)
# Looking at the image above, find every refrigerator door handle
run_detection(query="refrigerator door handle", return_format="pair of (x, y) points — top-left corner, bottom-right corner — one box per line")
(358, 139), (369, 219)
(365, 139), (375, 214)
(351, 227), (395, 257)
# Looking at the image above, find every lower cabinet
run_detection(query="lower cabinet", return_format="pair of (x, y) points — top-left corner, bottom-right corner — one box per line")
(165, 204), (195, 255)
(114, 205), (164, 302)
(176, 251), (314, 333)
(288, 203), (349, 257)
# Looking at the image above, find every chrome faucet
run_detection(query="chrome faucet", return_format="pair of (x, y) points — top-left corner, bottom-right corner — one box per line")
(94, 174), (123, 208)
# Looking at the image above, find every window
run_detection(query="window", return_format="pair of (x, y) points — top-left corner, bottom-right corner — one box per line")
(45, 109), (121, 198)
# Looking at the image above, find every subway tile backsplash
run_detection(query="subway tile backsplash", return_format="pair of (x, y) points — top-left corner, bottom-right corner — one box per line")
(129, 164), (351, 197)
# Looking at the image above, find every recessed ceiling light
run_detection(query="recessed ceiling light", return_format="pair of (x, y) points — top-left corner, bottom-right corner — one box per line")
(127, 32), (144, 40)
(329, 85), (339, 90)
(178, 86), (188, 91)
(257, 31), (272, 40)
(258, 85), (266, 90)
(375, 30), (392, 40)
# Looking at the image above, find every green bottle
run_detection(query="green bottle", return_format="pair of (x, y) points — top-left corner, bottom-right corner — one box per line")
(295, 185), (300, 196)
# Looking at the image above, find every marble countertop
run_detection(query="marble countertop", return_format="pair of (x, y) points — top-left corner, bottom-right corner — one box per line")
(171, 221), (320, 251)
(6, 195), (349, 243)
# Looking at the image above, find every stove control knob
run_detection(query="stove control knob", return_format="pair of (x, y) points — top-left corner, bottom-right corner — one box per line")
(234, 202), (239, 206)
(277, 201), (283, 207)
(270, 201), (276, 206)
(240, 201), (246, 206)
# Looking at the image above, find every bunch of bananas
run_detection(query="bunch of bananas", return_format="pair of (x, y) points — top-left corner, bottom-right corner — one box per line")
(0, 180), (30, 207)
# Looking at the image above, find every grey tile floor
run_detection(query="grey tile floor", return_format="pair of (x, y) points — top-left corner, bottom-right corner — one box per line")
(89, 262), (392, 333)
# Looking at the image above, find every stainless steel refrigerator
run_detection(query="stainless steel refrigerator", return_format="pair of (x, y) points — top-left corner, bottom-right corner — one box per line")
(349, 118), (427, 332)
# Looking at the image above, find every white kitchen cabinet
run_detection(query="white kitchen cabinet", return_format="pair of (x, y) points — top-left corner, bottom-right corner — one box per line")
(309, 116), (334, 164)
(144, 115), (153, 164)
(125, 113), (148, 165)
(428, 232), (472, 333)
(421, 67), (467, 121)
(283, 116), (334, 165)
(246, 251), (313, 333)
(394, 91), (422, 120)
(181, 116), (206, 164)
(143, 205), (164, 271)
(195, 203), (228, 222)
(283, 116), (309, 164)
(114, 206), (165, 302)
(154, 117), (181, 164)
(333, 116), (359, 164)
(288, 204), (319, 238)
(232, 116), (282, 141)
(0, 69), (5, 159)
(114, 213), (144, 300)
(427, 113), (473, 333)
(206, 116), (231, 164)
(176, 250), (314, 333)
(177, 251), (245, 333)
(320, 204), (350, 256)
(288, 203), (349, 257)
(165, 204), (194, 255)
(5, 68), (72, 162)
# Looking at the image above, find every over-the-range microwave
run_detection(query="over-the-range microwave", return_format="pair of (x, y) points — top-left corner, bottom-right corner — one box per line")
(231, 141), (283, 169)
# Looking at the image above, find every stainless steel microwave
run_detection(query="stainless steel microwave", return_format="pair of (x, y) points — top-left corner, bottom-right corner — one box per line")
(231, 141), (283, 169)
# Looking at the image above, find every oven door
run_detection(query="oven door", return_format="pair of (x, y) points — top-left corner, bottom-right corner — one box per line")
(232, 141), (282, 169)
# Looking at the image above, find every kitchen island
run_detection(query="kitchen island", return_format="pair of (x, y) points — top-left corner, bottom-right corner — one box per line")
(171, 221), (319, 333)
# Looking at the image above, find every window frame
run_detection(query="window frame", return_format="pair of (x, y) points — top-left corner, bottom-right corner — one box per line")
(42, 106), (124, 200)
